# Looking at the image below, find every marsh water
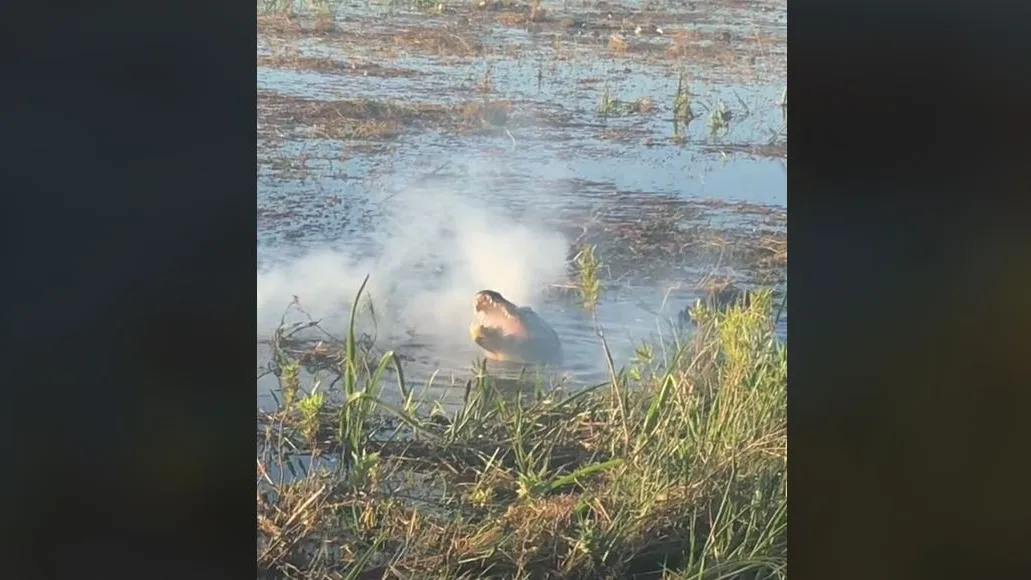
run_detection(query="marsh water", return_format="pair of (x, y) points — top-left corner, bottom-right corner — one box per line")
(257, 0), (786, 412)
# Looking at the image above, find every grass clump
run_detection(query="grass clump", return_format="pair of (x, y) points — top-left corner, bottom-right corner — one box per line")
(297, 391), (325, 444)
(597, 86), (655, 119)
(573, 243), (603, 311)
(673, 72), (695, 122)
(707, 100), (733, 135)
(258, 278), (786, 580)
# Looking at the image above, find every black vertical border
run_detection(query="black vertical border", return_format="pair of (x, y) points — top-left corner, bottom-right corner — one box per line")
(789, 0), (1031, 578)
(1, 1), (256, 577)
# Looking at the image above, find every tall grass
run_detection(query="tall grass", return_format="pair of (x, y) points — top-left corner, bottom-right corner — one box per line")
(573, 243), (603, 311)
(673, 72), (694, 122)
(257, 279), (786, 579)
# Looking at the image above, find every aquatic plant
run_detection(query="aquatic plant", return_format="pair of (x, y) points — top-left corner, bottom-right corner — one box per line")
(573, 243), (603, 312)
(673, 71), (695, 122)
(707, 100), (733, 135)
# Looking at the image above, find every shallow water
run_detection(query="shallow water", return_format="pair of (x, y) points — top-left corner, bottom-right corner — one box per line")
(257, 0), (786, 411)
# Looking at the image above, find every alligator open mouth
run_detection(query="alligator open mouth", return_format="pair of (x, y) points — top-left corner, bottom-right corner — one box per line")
(469, 290), (561, 365)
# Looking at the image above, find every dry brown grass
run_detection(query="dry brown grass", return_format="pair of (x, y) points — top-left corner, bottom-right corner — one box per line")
(458, 99), (513, 127)
(313, 11), (335, 33)
(477, 65), (494, 93)
(257, 53), (421, 78)
(758, 234), (787, 267)
(529, 0), (547, 22)
(257, 13), (302, 35)
(256, 54), (345, 72)
(393, 27), (483, 57)
(258, 91), (518, 141)
(474, 0), (530, 12)
(257, 478), (332, 567)
(607, 33), (629, 53)
(496, 11), (529, 26)
(486, 0), (546, 28)
(666, 29), (703, 58)
(630, 96), (654, 114)
(258, 6), (784, 84)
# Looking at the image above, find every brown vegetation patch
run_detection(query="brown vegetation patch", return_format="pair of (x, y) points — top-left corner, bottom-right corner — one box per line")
(257, 11), (361, 40)
(256, 53), (421, 78)
(257, 54), (347, 72)
(558, 194), (786, 283)
(496, 10), (529, 26)
(258, 4), (785, 81)
(489, 0), (547, 26)
(703, 141), (788, 159)
(629, 96), (654, 113)
(607, 33), (629, 53)
(257, 13), (302, 35)
(392, 26), (483, 57)
(597, 128), (648, 144)
(457, 100), (513, 128)
(756, 233), (787, 268)
(258, 91), (518, 141)
(666, 29), (704, 58)
(506, 17), (786, 75)
(474, 0), (530, 12)
(597, 92), (656, 118)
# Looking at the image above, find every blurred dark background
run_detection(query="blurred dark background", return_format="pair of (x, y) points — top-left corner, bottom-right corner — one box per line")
(788, 2), (1031, 577)
(1, 0), (1029, 578)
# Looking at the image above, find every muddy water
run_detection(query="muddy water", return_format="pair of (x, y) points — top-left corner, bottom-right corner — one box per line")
(257, 0), (786, 411)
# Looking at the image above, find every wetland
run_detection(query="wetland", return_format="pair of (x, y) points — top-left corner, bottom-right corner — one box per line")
(257, 0), (786, 577)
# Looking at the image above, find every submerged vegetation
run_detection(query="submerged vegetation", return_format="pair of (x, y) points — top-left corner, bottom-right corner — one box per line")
(257, 276), (786, 579)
